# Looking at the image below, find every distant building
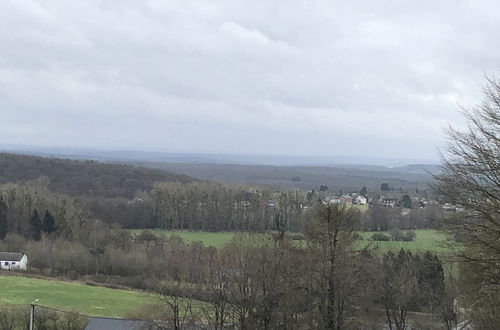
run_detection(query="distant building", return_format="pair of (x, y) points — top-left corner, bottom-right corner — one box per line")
(354, 195), (367, 205)
(442, 203), (464, 212)
(381, 198), (397, 208)
(339, 195), (353, 205)
(417, 200), (427, 208)
(0, 252), (28, 270)
(324, 196), (341, 204)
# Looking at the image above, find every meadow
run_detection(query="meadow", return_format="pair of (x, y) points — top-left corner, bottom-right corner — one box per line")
(358, 230), (451, 254)
(0, 275), (158, 318)
(130, 229), (237, 248)
(131, 229), (452, 254)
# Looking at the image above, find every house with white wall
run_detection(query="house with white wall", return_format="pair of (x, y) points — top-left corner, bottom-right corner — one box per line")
(0, 252), (28, 270)
(354, 195), (367, 205)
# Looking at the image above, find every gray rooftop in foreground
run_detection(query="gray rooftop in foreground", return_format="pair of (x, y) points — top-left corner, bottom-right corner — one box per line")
(85, 317), (159, 330)
(0, 252), (24, 261)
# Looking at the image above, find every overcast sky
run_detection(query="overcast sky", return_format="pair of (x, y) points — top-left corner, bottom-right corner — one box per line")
(1, 0), (498, 161)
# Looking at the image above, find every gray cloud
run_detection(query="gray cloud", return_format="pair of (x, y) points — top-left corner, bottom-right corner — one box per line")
(1, 0), (498, 160)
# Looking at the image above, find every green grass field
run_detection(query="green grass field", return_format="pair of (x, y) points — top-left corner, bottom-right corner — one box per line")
(131, 229), (451, 254)
(358, 230), (451, 254)
(130, 229), (237, 248)
(0, 276), (158, 318)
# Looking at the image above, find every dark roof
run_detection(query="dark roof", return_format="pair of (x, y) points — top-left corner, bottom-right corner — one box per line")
(85, 317), (159, 330)
(0, 252), (24, 261)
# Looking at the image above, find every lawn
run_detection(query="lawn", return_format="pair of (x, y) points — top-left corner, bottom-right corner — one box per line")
(130, 229), (237, 248)
(0, 276), (159, 318)
(130, 229), (452, 254)
(358, 230), (452, 254)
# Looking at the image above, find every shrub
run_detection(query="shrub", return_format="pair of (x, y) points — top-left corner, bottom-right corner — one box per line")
(404, 230), (416, 242)
(353, 233), (363, 241)
(67, 270), (78, 280)
(371, 233), (391, 241)
(390, 228), (405, 241)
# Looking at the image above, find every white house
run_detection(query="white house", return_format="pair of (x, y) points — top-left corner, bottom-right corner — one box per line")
(0, 252), (28, 271)
(324, 196), (341, 204)
(354, 195), (367, 205)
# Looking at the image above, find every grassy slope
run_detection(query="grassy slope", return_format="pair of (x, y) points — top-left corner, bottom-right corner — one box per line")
(0, 276), (158, 318)
(131, 229), (450, 254)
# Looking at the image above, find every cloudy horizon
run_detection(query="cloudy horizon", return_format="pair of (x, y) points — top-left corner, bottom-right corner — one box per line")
(1, 0), (498, 160)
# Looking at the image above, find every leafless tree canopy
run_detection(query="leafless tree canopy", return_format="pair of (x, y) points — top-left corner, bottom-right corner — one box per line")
(436, 76), (500, 328)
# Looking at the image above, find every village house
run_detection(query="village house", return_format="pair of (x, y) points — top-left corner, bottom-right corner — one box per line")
(339, 195), (353, 205)
(381, 197), (398, 208)
(324, 196), (341, 204)
(0, 252), (28, 271)
(354, 195), (367, 205)
(442, 203), (464, 212)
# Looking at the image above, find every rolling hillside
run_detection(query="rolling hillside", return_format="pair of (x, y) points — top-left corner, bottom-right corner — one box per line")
(0, 153), (195, 198)
(0, 275), (158, 318)
(138, 162), (435, 191)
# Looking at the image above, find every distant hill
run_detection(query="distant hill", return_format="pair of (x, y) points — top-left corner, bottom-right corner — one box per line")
(392, 164), (441, 175)
(0, 146), (438, 193)
(137, 162), (435, 192)
(0, 153), (194, 198)
(0, 145), (438, 167)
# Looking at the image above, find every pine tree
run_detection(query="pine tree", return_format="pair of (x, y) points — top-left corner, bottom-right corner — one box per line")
(0, 197), (8, 239)
(30, 209), (42, 241)
(42, 210), (55, 234)
(401, 194), (412, 209)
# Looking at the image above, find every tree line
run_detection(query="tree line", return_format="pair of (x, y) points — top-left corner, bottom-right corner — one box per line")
(0, 180), (100, 243)
(0, 179), (444, 245)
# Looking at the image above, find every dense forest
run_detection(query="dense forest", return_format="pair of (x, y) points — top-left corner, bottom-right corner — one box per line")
(0, 153), (440, 233)
(0, 180), (443, 239)
(0, 153), (193, 198)
(138, 161), (433, 191)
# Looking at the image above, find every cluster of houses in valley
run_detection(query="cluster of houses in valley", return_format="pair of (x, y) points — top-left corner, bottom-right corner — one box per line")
(441, 202), (464, 212)
(324, 194), (368, 205)
(321, 192), (465, 213)
(0, 252), (28, 271)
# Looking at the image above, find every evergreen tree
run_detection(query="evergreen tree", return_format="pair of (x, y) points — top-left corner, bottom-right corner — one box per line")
(0, 197), (8, 239)
(417, 252), (445, 301)
(30, 209), (42, 241)
(42, 210), (55, 234)
(401, 194), (412, 208)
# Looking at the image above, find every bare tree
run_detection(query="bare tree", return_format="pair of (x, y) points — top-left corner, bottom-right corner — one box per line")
(378, 250), (419, 330)
(201, 248), (231, 330)
(305, 203), (361, 329)
(157, 281), (195, 330)
(435, 76), (500, 327)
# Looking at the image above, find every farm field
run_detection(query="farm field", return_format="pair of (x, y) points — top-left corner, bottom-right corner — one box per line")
(0, 276), (158, 318)
(358, 230), (451, 254)
(130, 229), (237, 248)
(131, 229), (452, 254)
